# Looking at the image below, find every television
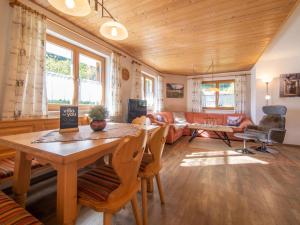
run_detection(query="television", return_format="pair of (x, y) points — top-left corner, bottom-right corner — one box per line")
(127, 99), (147, 123)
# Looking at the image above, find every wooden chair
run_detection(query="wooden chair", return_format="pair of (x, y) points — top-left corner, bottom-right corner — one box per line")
(77, 130), (147, 225)
(139, 125), (169, 225)
(131, 116), (146, 125)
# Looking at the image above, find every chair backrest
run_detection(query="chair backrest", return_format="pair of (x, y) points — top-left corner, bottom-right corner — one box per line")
(132, 116), (147, 125)
(109, 129), (147, 201)
(259, 105), (287, 130)
(148, 125), (169, 171)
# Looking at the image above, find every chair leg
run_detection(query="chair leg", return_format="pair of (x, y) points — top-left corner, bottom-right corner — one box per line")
(155, 173), (165, 204)
(141, 178), (148, 225)
(103, 212), (112, 225)
(77, 204), (81, 215)
(147, 177), (154, 193)
(131, 194), (143, 225)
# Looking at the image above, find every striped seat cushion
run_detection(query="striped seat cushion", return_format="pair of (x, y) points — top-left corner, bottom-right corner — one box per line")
(0, 192), (42, 225)
(0, 158), (43, 179)
(139, 153), (154, 172)
(78, 165), (121, 202)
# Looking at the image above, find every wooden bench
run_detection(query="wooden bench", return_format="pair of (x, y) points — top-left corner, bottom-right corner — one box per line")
(0, 117), (89, 189)
(0, 191), (42, 224)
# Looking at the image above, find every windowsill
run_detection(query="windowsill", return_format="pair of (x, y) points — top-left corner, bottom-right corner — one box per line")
(203, 107), (234, 110)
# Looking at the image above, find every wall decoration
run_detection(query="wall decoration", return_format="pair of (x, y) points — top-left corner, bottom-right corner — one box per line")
(280, 73), (300, 97)
(166, 83), (184, 98)
(122, 68), (130, 81)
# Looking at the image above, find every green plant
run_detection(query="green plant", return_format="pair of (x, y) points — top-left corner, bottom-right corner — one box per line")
(88, 105), (109, 120)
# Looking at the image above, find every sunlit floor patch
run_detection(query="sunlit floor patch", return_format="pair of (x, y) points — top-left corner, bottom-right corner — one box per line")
(180, 155), (269, 167)
(185, 150), (242, 158)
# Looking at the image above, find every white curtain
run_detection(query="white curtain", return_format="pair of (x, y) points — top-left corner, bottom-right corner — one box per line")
(235, 75), (247, 113)
(155, 75), (165, 112)
(131, 62), (143, 99)
(0, 5), (47, 119)
(109, 52), (122, 120)
(191, 79), (203, 112)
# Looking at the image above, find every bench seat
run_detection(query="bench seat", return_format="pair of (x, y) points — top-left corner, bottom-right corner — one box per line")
(0, 191), (42, 225)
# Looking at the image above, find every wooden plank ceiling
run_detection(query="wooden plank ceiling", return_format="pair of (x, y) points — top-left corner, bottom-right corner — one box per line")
(32, 0), (299, 75)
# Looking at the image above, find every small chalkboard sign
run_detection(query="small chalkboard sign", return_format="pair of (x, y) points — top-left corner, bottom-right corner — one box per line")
(59, 106), (79, 133)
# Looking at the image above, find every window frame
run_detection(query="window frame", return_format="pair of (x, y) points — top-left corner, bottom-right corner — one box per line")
(142, 73), (155, 110)
(46, 35), (106, 112)
(202, 79), (235, 110)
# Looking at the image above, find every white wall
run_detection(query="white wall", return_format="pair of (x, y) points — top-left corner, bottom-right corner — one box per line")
(251, 3), (300, 145)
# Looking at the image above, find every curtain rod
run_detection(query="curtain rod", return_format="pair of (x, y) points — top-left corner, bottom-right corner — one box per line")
(9, 0), (46, 18)
(189, 73), (251, 80)
(132, 60), (141, 65)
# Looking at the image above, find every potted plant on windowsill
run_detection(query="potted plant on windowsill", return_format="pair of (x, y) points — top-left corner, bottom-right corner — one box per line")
(88, 106), (109, 131)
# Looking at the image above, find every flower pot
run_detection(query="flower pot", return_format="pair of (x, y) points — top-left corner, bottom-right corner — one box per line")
(90, 119), (106, 131)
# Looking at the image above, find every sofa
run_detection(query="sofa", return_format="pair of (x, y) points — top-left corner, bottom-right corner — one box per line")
(147, 112), (253, 144)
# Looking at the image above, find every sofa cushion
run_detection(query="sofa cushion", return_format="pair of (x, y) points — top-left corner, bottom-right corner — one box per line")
(173, 112), (187, 124)
(0, 192), (42, 225)
(156, 114), (165, 122)
(158, 112), (174, 123)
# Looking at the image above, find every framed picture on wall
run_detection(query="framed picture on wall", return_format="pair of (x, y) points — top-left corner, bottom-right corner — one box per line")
(280, 73), (300, 97)
(166, 83), (184, 98)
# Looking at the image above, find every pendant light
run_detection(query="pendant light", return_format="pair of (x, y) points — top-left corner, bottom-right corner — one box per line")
(48, 0), (91, 17)
(47, 0), (128, 41)
(100, 20), (128, 41)
(209, 58), (219, 92)
(97, 0), (128, 40)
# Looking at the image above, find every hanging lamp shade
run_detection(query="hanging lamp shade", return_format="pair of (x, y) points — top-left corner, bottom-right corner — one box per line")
(100, 21), (128, 41)
(48, 0), (91, 17)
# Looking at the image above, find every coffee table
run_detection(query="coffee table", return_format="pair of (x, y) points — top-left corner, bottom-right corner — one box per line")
(188, 123), (234, 147)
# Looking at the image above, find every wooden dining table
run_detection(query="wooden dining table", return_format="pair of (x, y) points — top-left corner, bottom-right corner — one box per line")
(0, 123), (158, 225)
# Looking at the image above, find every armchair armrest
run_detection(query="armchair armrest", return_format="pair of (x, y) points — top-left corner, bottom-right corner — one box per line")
(268, 128), (286, 144)
(245, 125), (265, 132)
(239, 119), (253, 129)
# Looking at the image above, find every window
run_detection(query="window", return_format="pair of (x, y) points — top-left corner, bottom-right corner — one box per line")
(201, 80), (235, 109)
(45, 35), (105, 111)
(142, 74), (155, 110)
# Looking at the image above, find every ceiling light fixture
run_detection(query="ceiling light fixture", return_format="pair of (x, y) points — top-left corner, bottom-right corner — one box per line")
(208, 58), (219, 92)
(48, 0), (128, 41)
(48, 0), (91, 17)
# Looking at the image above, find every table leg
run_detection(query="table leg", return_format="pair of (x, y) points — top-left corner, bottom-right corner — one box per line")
(223, 132), (231, 147)
(189, 129), (199, 142)
(13, 152), (32, 207)
(213, 131), (231, 147)
(57, 162), (78, 225)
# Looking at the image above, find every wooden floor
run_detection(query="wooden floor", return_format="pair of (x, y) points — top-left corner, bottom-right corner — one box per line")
(22, 137), (300, 225)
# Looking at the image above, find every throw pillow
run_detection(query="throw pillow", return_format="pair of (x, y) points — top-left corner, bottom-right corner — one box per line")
(173, 112), (187, 124)
(227, 116), (242, 126)
(156, 114), (165, 122)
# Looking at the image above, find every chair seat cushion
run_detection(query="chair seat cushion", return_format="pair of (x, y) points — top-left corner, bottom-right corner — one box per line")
(0, 192), (42, 225)
(0, 158), (43, 179)
(78, 165), (120, 202)
(139, 153), (154, 172)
